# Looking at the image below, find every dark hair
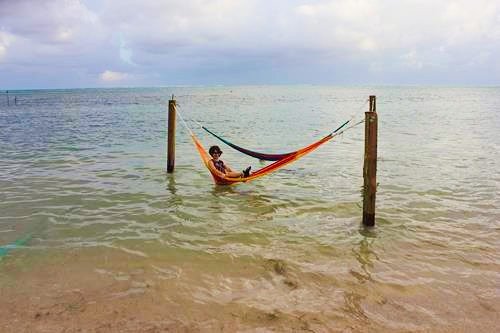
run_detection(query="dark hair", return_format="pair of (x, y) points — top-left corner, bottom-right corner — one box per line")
(209, 145), (222, 156)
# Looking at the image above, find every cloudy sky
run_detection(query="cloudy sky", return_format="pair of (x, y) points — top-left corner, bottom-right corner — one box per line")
(1, 0), (499, 88)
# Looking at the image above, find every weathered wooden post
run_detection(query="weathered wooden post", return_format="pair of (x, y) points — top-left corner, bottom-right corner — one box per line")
(363, 95), (378, 226)
(167, 95), (176, 173)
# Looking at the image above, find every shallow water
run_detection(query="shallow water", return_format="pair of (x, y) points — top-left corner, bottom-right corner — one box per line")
(0, 86), (499, 331)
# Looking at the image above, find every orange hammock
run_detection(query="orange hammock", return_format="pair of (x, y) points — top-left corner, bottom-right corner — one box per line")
(191, 132), (335, 185)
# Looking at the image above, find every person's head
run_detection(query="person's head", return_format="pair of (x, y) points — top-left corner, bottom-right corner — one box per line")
(209, 145), (223, 159)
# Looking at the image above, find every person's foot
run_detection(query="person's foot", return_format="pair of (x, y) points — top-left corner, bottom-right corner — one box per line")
(243, 166), (251, 177)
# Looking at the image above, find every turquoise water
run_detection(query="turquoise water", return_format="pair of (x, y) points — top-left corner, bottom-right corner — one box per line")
(0, 86), (499, 331)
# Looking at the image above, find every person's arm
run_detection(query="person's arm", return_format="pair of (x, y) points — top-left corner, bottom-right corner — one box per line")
(208, 160), (227, 178)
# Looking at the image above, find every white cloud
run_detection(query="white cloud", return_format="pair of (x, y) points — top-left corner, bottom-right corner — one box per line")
(100, 70), (129, 82)
(0, 31), (14, 61)
(55, 28), (74, 43)
(402, 50), (424, 70)
(296, 5), (317, 17)
(119, 35), (135, 65)
(101, 0), (256, 51)
(442, 0), (500, 46)
(0, 0), (101, 45)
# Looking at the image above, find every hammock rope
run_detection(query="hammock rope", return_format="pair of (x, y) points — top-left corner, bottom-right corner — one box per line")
(175, 103), (194, 136)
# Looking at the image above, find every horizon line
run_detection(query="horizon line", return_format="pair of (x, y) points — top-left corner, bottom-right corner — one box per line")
(2, 83), (499, 92)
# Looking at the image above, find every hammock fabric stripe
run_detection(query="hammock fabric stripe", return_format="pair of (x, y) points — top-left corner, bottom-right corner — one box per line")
(202, 119), (350, 161)
(191, 132), (334, 185)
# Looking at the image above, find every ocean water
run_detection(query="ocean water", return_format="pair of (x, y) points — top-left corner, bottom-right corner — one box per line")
(0, 86), (498, 331)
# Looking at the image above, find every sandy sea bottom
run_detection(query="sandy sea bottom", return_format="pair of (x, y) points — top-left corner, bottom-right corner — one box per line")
(1, 235), (498, 332)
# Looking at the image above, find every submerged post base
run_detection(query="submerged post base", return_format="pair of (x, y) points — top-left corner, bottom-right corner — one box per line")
(362, 213), (375, 227)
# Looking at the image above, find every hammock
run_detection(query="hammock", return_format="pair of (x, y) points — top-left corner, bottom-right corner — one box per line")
(191, 132), (335, 185)
(202, 119), (350, 161)
(175, 106), (363, 185)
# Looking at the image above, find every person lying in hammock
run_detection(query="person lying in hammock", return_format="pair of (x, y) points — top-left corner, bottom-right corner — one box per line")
(208, 145), (251, 178)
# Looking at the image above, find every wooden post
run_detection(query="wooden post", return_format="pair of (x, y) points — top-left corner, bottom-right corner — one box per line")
(363, 95), (378, 227)
(6, 91), (9, 106)
(167, 96), (176, 173)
